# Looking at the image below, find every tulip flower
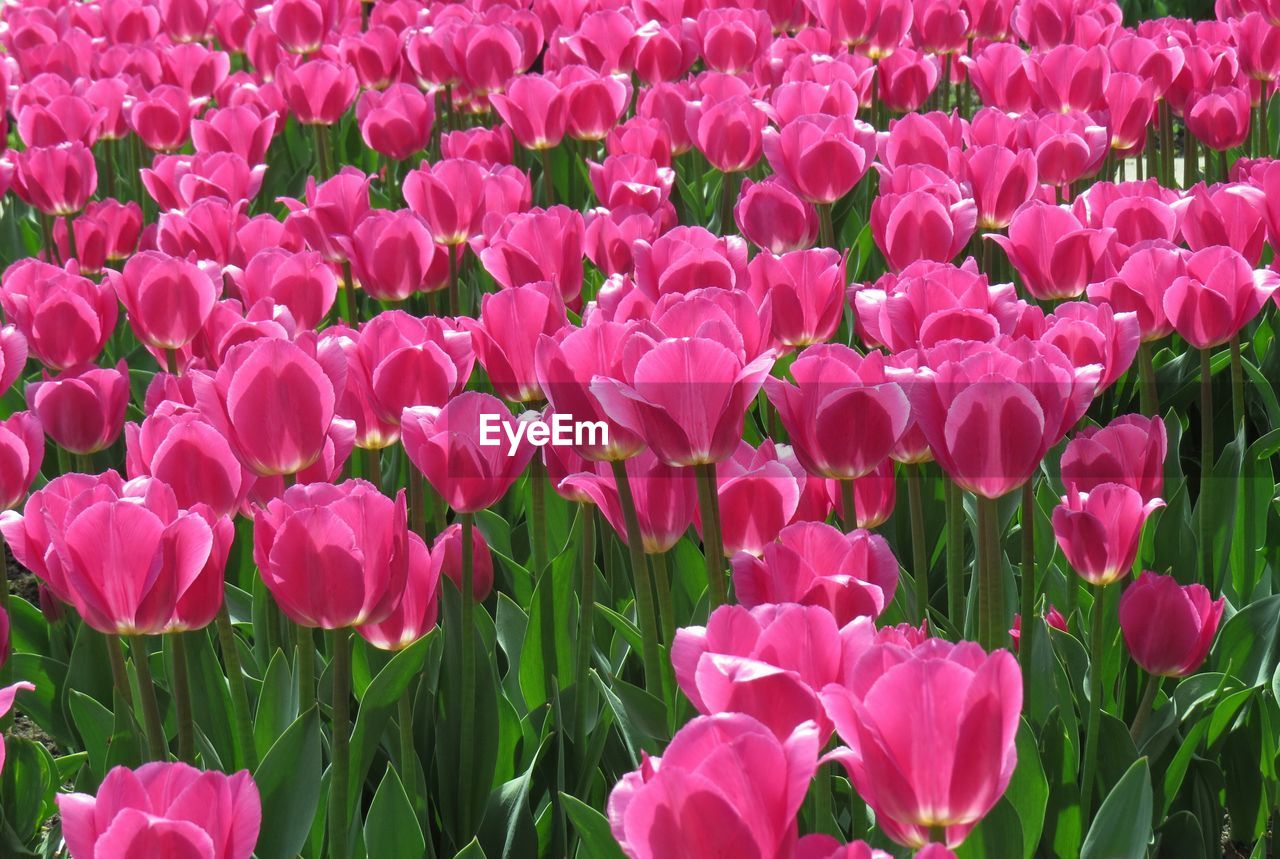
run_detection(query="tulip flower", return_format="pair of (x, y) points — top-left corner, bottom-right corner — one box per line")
(631, 225), (750, 299)
(403, 158), (490, 247)
(591, 334), (774, 468)
(356, 84), (434, 161)
(965, 145), (1039, 231)
(355, 531), (439, 651)
(608, 714), (819, 859)
(27, 360), (129, 455)
(733, 522), (899, 624)
(280, 168), (373, 263)
(672, 603), (844, 740)
(130, 85), (200, 152)
(1052, 483), (1164, 586)
(125, 401), (249, 519)
(687, 92), (767, 174)
(0, 259), (118, 371)
(193, 337), (345, 477)
(0, 326), (25, 396)
(878, 49), (942, 113)
(1119, 571), (1224, 678)
(0, 413), (42, 511)
(649, 287), (771, 361)
(871, 188), (977, 271)
(561, 67), (632, 142)
(1162, 246), (1279, 350)
(276, 59), (359, 126)
(1087, 241), (1185, 343)
(710, 451), (801, 557)
(236, 249), (338, 329)
(59, 762), (260, 859)
(798, 836), (895, 858)
(961, 43), (1035, 113)
(490, 74), (569, 151)
(254, 480), (409, 629)
(733, 178), (819, 254)
(11, 142), (98, 215)
(192, 105), (276, 166)
(478, 206), (585, 303)
(1031, 44), (1110, 113)
(1179, 183), (1269, 266)
(441, 126), (515, 166)
(0, 682), (35, 773)
(1186, 86), (1251, 152)
(72, 200), (143, 269)
(467, 282), (567, 403)
(1060, 414), (1166, 503)
(340, 25), (402, 90)
(988, 201), (1112, 301)
(558, 452), (697, 553)
(828, 460), (899, 530)
(763, 114), (876, 206)
(428, 521), (495, 602)
(401, 392), (535, 514)
(16, 94), (105, 149)
(821, 638), (1022, 848)
(1010, 605), (1069, 651)
(1038, 301), (1140, 391)
(346, 209), (438, 303)
(110, 251), (220, 360)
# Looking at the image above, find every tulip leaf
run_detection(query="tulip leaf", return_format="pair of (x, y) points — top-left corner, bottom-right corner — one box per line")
(67, 690), (115, 783)
(0, 736), (56, 842)
(1161, 717), (1209, 816)
(1213, 593), (1280, 687)
(1007, 720), (1049, 859)
(453, 838), (488, 859)
(519, 520), (579, 710)
(1038, 708), (1082, 858)
(253, 648), (297, 761)
(254, 706), (322, 859)
(561, 792), (629, 859)
(477, 735), (546, 859)
(1081, 757), (1153, 859)
(169, 628), (237, 768)
(954, 797), (1023, 859)
(364, 765), (427, 859)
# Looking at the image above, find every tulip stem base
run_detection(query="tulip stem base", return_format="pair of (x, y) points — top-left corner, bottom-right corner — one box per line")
(840, 478), (858, 533)
(1080, 584), (1109, 824)
(1230, 335), (1245, 434)
(945, 480), (965, 633)
(1200, 348), (1215, 588)
(1020, 482), (1038, 679)
(574, 504), (596, 752)
(1129, 672), (1162, 744)
(907, 465), (929, 624)
(976, 495), (1004, 651)
(1138, 341), (1159, 417)
(458, 512), (478, 836)
(694, 463), (727, 608)
(297, 624), (315, 708)
(611, 461), (667, 698)
(130, 636), (169, 763)
(328, 628), (353, 859)
(215, 605), (259, 770)
(171, 633), (196, 765)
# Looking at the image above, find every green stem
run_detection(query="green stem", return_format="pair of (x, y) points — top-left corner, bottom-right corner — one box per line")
(693, 463), (726, 607)
(530, 455), (557, 701)
(364, 445), (382, 492)
(328, 628), (353, 859)
(818, 203), (834, 248)
(840, 478), (858, 532)
(398, 682), (416, 779)
(574, 504), (596, 752)
(907, 465), (929, 623)
(812, 761), (836, 836)
(976, 495), (1004, 652)
(1129, 672), (1162, 744)
(649, 549), (676, 649)
(610, 461), (666, 695)
(458, 512), (478, 835)
(1200, 347), (1214, 587)
(1138, 340), (1158, 417)
(1080, 584), (1109, 823)
(312, 123), (331, 180)
(1229, 335), (1244, 434)
(447, 244), (460, 317)
(215, 605), (258, 770)
(130, 637), (168, 762)
(297, 624), (315, 710)
(105, 634), (142, 755)
(945, 479), (965, 632)
(540, 146), (556, 206)
(1020, 482), (1037, 678)
(718, 171), (738, 234)
(170, 633), (195, 764)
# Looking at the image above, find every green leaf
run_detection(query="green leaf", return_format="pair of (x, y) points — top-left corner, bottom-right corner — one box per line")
(453, 839), (488, 859)
(519, 528), (578, 710)
(1213, 593), (1280, 686)
(1007, 720), (1049, 859)
(0, 737), (56, 842)
(477, 736), (545, 859)
(253, 707), (322, 859)
(561, 793), (628, 859)
(954, 797), (1024, 859)
(67, 691), (115, 782)
(364, 765), (427, 859)
(253, 648), (297, 761)
(1081, 757), (1153, 859)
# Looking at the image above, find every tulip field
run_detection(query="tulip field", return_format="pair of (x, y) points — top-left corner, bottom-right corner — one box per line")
(4, 0), (1280, 856)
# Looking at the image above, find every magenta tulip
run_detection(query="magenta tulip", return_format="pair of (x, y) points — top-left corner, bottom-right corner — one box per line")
(1052, 483), (1164, 585)
(1118, 571), (1224, 678)
(27, 360), (129, 455)
(0, 259), (118, 371)
(1162, 246), (1279, 349)
(0, 412), (43, 511)
(355, 531), (439, 650)
(1060, 414), (1166, 503)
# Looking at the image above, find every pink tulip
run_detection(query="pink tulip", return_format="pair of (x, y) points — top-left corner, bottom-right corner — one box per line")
(403, 158), (490, 247)
(277, 58), (358, 126)
(1186, 86), (1251, 151)
(429, 521), (495, 602)
(1039, 301), (1140, 391)
(236, 249), (338, 330)
(989, 201), (1112, 302)
(765, 346), (910, 480)
(0, 259), (118, 372)
(606, 116), (673, 166)
(192, 105), (277, 167)
(1162, 246), (1279, 349)
(631, 225), (750, 300)
(16, 94), (104, 148)
(966, 145), (1039, 231)
(559, 452), (697, 553)
(734, 178), (819, 255)
(468, 282), (567, 403)
(560, 67), (632, 142)
(193, 337), (345, 477)
(0, 412), (43, 511)
(401, 392), (535, 513)
(1179, 183), (1269, 266)
(27, 360), (129, 455)
(961, 43), (1035, 113)
(1061, 414), (1166, 503)
(0, 325), (26, 396)
(130, 85), (200, 152)
(878, 49), (941, 113)
(355, 84), (434, 161)
(821, 638), (1022, 848)
(911, 339), (1099, 499)
(1087, 241), (1185, 342)
(1104, 73), (1156, 155)
(1119, 571), (1224, 678)
(1052, 483), (1164, 585)
(280, 168), (372, 263)
(126, 401), (248, 519)
(673, 603), (845, 741)
(1030, 44), (1110, 113)
(1010, 605), (1069, 651)
(649, 287), (770, 362)
(340, 24), (402, 90)
(490, 74), (569, 151)
(59, 762), (260, 859)
(11, 142), (98, 216)
(733, 522), (899, 624)
(763, 114), (876, 205)
(254, 479), (409, 629)
(441, 126), (514, 166)
(608, 714), (819, 859)
(72, 200), (143, 270)
(477, 206), (585, 303)
(748, 248), (845, 349)
(591, 334), (773, 467)
(1024, 112), (1109, 190)
(346, 209), (437, 303)
(798, 835), (894, 858)
(871, 188), (976, 271)
(828, 460), (899, 530)
(687, 92), (767, 173)
(708, 446), (802, 557)
(109, 251), (220, 357)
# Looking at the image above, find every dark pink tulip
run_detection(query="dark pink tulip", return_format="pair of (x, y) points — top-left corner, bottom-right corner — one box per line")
(560, 452), (697, 553)
(404, 20), (462, 92)
(827, 460), (899, 530)
(160, 0), (214, 41)
(687, 92), (768, 173)
(989, 201), (1111, 301)
(748, 248), (844, 348)
(1029, 44), (1110, 113)
(1061, 414), (1166, 503)
(649, 287), (770, 362)
(0, 413), (43, 511)
(1039, 301), (1140, 391)
(403, 158), (490, 247)
(126, 400), (248, 519)
(1179, 183), (1269, 266)
(1162, 246), (1279, 349)
(1234, 12), (1280, 83)
(1087, 241), (1186, 342)
(588, 154), (674, 215)
(191, 105), (277, 166)
(490, 74), (568, 151)
(734, 522), (899, 624)
(355, 84), (433, 161)
(193, 337), (344, 477)
(880, 113), (965, 173)
(1187, 86), (1251, 151)
(734, 178), (819, 255)
(27, 361), (129, 455)
(1053, 483), (1163, 585)
(878, 48), (941, 113)
(1023, 111), (1109, 190)
(911, 339), (1099, 499)
(798, 836), (895, 858)
(339, 24), (401, 90)
(468, 282), (568, 403)
(1072, 180), (1180, 248)
(160, 42), (232, 102)
(236, 249), (337, 330)
(1010, 605), (1068, 651)
(763, 114), (875, 206)
(109, 251), (220, 355)
(356, 531), (438, 650)
(281, 168), (372, 263)
(457, 23), (527, 96)
(965, 145), (1038, 230)
(84, 77), (131, 141)
(560, 67), (632, 142)
(1104, 72), (1156, 155)
(0, 259), (118, 371)
(584, 208), (665, 276)
(429, 521), (494, 603)
(0, 325), (27, 395)
(591, 334), (773, 467)
(769, 79), (861, 127)
(129, 85), (199, 152)
(59, 763), (260, 859)
(608, 714), (818, 859)
(606, 116), (673, 166)
(73, 200), (143, 269)
(631, 225), (750, 300)
(346, 209), (437, 303)
(672, 604), (843, 740)
(637, 82), (696, 155)
(254, 479), (409, 629)
(696, 8), (770, 75)
(870, 188), (976, 272)
(711, 452), (801, 557)
(765, 346), (909, 480)
(912, 0), (968, 51)
(535, 321), (647, 461)
(277, 58), (358, 126)
(821, 639), (1021, 849)
(441, 126), (514, 166)
(12, 142), (97, 216)
(1119, 571), (1224, 678)
(16, 94), (104, 148)
(961, 43), (1035, 113)
(269, 0), (333, 54)
(401, 392), (535, 513)
(478, 206), (585, 303)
